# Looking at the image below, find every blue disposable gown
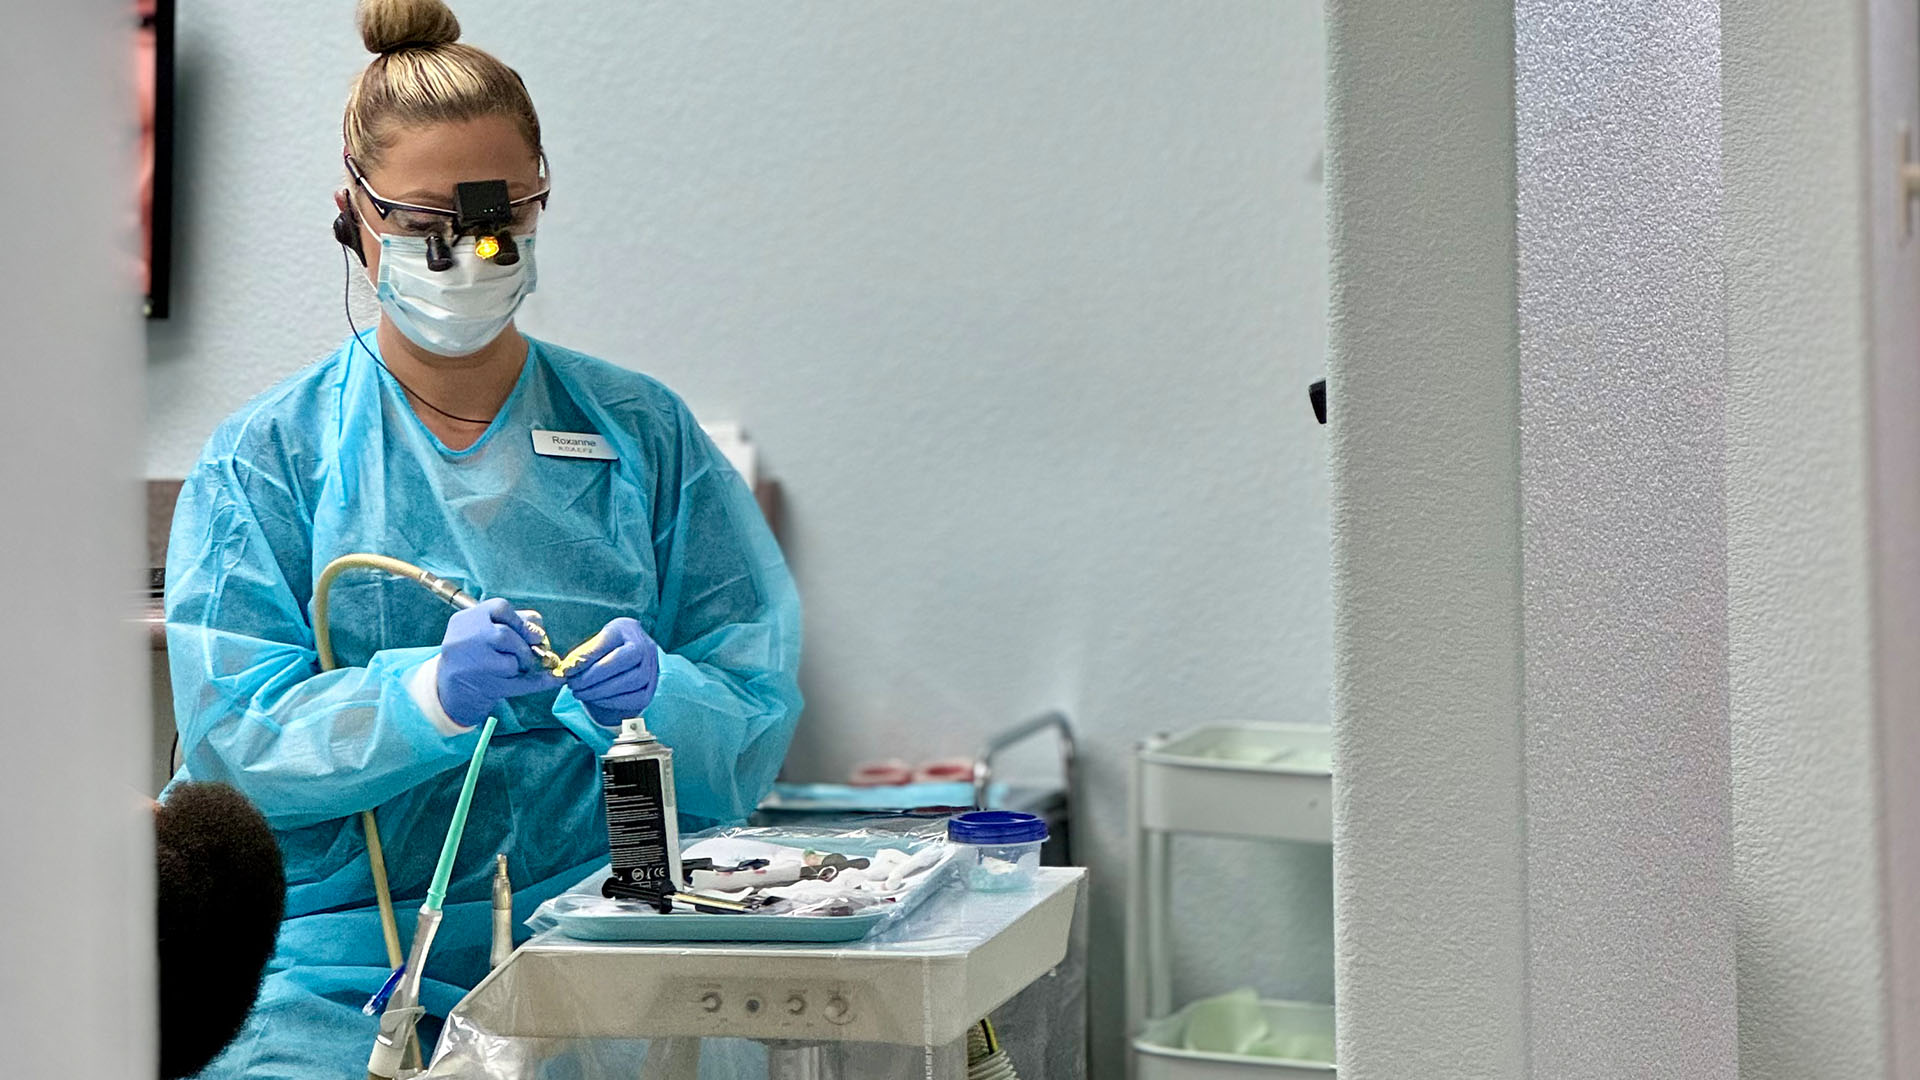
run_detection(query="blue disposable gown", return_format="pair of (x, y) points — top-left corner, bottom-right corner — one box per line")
(164, 333), (802, 1079)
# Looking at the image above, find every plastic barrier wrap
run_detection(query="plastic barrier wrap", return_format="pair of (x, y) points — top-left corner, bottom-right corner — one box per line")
(426, 861), (1087, 1079)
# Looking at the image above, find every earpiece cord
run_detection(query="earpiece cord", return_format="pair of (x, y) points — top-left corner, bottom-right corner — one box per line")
(340, 246), (494, 426)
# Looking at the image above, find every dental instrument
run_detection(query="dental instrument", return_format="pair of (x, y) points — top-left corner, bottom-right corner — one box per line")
(313, 553), (563, 988)
(308, 554), (558, 1079)
(490, 854), (513, 971)
(366, 693), (500, 1080)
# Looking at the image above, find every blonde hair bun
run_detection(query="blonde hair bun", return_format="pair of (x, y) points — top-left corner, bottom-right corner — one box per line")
(343, 0), (540, 167)
(358, 0), (461, 54)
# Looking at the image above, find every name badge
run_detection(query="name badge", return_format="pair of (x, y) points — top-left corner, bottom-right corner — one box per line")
(531, 430), (618, 461)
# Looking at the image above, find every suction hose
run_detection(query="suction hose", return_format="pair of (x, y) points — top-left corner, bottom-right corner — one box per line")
(966, 1018), (1021, 1080)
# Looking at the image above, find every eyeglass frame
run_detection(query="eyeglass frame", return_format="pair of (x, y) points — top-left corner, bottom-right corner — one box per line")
(343, 150), (551, 235)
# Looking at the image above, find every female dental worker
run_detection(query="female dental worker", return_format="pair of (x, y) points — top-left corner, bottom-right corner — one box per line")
(162, 1), (802, 1075)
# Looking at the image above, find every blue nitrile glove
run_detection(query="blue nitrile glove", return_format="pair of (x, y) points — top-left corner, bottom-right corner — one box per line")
(436, 598), (562, 728)
(562, 617), (662, 727)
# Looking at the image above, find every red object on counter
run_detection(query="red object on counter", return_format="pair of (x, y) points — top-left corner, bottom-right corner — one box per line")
(849, 760), (914, 787)
(913, 759), (974, 783)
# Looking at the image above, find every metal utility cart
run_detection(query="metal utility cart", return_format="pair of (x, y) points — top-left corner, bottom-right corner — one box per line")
(1127, 724), (1335, 1078)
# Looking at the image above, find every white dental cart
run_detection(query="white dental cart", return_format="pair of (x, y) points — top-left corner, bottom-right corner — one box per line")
(1127, 724), (1336, 1079)
(428, 866), (1087, 1079)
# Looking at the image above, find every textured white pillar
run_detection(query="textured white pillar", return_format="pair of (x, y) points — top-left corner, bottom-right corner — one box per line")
(1511, 2), (1736, 1076)
(0, 3), (152, 1077)
(1326, 1), (1527, 1075)
(1330, 1), (1738, 1076)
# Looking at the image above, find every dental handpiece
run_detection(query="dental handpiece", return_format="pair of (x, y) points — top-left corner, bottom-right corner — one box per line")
(490, 854), (514, 970)
(419, 571), (565, 673)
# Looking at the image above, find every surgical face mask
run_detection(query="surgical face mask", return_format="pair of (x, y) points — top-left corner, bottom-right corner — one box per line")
(375, 233), (537, 357)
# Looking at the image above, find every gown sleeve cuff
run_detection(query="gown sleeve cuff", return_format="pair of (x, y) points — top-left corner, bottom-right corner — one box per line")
(408, 653), (475, 736)
(551, 684), (620, 753)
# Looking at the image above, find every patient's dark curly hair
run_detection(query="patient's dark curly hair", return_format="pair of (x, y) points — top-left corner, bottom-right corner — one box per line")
(154, 782), (286, 1080)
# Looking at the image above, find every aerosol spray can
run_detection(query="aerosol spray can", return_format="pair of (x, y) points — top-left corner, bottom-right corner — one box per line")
(600, 716), (682, 893)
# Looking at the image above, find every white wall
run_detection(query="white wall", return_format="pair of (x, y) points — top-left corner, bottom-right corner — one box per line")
(1331, 0), (1740, 1075)
(1864, 0), (1920, 1071)
(1722, 2), (1888, 1076)
(1719, 1), (1920, 1076)
(0, 4), (152, 1077)
(145, 4), (1333, 1073)
(1335, 0), (1920, 1076)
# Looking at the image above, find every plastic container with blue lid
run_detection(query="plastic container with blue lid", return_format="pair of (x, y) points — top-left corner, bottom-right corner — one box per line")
(948, 811), (1049, 891)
